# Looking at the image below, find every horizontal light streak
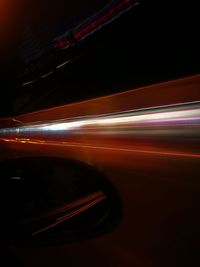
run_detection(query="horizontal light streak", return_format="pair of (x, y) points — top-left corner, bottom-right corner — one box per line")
(0, 102), (200, 139)
(1, 137), (199, 159)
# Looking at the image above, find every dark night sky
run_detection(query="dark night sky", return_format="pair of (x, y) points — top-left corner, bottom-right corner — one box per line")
(0, 0), (199, 116)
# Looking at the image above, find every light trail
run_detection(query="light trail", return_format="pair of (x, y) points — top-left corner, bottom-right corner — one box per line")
(0, 102), (199, 140)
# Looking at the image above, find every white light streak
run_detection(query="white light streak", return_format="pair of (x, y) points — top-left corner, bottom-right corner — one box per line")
(0, 102), (200, 136)
(56, 60), (70, 69)
(41, 71), (54, 78)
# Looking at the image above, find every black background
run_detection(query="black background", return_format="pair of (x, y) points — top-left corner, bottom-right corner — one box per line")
(0, 0), (199, 116)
